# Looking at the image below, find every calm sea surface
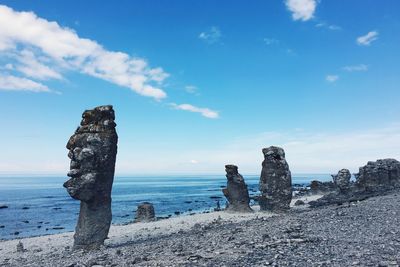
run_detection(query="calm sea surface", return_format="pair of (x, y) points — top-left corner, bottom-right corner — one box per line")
(0, 174), (331, 240)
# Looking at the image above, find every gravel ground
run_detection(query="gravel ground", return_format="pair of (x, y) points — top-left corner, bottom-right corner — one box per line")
(2, 191), (400, 267)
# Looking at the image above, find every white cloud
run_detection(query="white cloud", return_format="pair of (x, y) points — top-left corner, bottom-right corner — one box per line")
(16, 50), (63, 80)
(357, 31), (379, 46)
(0, 4), (168, 100)
(326, 75), (339, 82)
(199, 26), (221, 44)
(190, 159), (199, 164)
(342, 64), (368, 72)
(0, 74), (51, 92)
(315, 22), (341, 31)
(285, 0), (317, 21)
(170, 103), (219, 119)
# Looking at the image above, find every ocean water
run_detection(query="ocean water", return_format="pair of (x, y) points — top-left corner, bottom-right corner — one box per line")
(0, 174), (331, 240)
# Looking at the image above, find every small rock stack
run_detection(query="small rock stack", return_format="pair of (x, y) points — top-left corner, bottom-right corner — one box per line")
(332, 169), (351, 192)
(64, 105), (118, 249)
(222, 165), (252, 212)
(135, 202), (156, 222)
(355, 159), (400, 192)
(259, 146), (292, 211)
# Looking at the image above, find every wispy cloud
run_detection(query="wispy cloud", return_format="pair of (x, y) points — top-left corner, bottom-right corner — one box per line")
(198, 26), (221, 44)
(185, 85), (198, 94)
(0, 5), (168, 99)
(326, 75), (339, 83)
(285, 0), (317, 21)
(357, 31), (379, 46)
(315, 22), (341, 31)
(170, 103), (219, 119)
(0, 74), (51, 92)
(263, 38), (280, 45)
(342, 64), (369, 72)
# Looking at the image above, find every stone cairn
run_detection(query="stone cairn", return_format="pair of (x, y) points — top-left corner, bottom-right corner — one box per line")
(259, 146), (292, 211)
(222, 165), (253, 212)
(135, 202), (156, 222)
(355, 159), (400, 192)
(64, 105), (118, 249)
(332, 168), (351, 192)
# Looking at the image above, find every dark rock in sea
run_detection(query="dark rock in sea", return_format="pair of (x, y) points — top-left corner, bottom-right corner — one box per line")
(0, 205), (8, 209)
(310, 180), (336, 194)
(13, 231), (19, 235)
(210, 196), (222, 199)
(174, 211), (181, 215)
(16, 241), (25, 253)
(37, 226), (41, 229)
(63, 105), (118, 250)
(332, 169), (351, 192)
(222, 165), (252, 212)
(184, 201), (192, 204)
(52, 207), (62, 210)
(294, 200), (305, 206)
(52, 227), (65, 230)
(355, 159), (400, 191)
(22, 220), (29, 224)
(135, 202), (155, 222)
(259, 146), (292, 211)
(22, 207), (29, 210)
(0, 225), (4, 228)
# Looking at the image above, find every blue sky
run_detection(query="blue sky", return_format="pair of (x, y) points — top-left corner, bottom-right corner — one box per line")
(0, 0), (399, 175)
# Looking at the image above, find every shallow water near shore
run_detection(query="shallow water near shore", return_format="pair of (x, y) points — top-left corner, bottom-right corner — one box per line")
(0, 174), (331, 240)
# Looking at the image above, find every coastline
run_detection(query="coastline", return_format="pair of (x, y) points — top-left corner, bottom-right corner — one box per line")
(0, 195), (321, 264)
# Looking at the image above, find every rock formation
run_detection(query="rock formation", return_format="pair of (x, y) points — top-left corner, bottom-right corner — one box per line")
(135, 202), (156, 222)
(222, 165), (252, 212)
(355, 159), (400, 191)
(259, 146), (292, 211)
(64, 105), (118, 249)
(310, 180), (336, 194)
(332, 169), (351, 192)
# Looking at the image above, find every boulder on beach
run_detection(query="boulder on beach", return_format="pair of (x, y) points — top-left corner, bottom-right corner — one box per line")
(135, 202), (156, 222)
(63, 105), (118, 250)
(332, 169), (351, 192)
(222, 165), (253, 212)
(259, 146), (292, 211)
(355, 159), (400, 191)
(310, 180), (336, 194)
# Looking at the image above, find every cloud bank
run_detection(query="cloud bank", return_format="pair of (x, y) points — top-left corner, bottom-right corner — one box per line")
(0, 5), (168, 99)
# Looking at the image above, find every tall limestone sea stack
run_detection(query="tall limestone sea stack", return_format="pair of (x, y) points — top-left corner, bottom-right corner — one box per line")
(222, 165), (252, 212)
(259, 146), (292, 211)
(63, 105), (118, 249)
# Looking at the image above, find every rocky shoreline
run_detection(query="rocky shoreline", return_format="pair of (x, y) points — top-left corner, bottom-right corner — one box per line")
(1, 191), (399, 266)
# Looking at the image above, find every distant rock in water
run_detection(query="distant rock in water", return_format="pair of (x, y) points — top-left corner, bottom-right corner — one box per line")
(63, 105), (118, 250)
(355, 159), (400, 191)
(259, 146), (292, 211)
(332, 169), (351, 192)
(135, 202), (156, 222)
(222, 165), (252, 213)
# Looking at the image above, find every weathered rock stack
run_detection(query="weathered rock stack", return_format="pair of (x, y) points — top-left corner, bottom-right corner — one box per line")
(355, 159), (400, 192)
(222, 165), (252, 212)
(259, 146), (292, 211)
(64, 105), (118, 249)
(135, 202), (156, 222)
(332, 169), (351, 192)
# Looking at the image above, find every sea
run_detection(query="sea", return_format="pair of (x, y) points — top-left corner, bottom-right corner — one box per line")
(0, 174), (331, 240)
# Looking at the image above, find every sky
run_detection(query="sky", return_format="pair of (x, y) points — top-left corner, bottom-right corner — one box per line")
(0, 0), (399, 175)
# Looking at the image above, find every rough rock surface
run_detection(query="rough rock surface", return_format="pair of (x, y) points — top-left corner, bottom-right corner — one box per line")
(3, 191), (400, 267)
(332, 169), (351, 192)
(310, 180), (336, 194)
(222, 165), (252, 212)
(135, 202), (156, 222)
(259, 146), (292, 211)
(63, 105), (118, 249)
(355, 159), (400, 191)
